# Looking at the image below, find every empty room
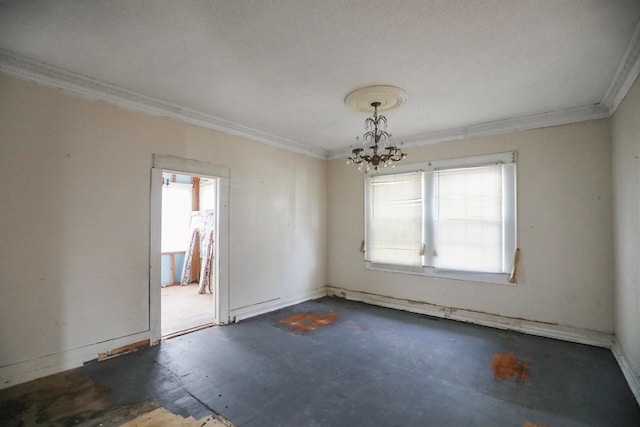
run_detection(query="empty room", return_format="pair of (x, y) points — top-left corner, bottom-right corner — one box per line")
(0, 1), (639, 426)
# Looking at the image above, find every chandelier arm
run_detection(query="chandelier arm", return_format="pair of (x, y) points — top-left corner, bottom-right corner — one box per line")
(346, 96), (407, 173)
(364, 117), (375, 129)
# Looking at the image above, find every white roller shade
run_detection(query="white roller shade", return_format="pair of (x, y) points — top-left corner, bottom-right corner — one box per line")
(432, 165), (503, 272)
(367, 172), (423, 266)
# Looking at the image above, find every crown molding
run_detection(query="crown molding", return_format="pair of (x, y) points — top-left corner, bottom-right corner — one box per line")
(331, 21), (640, 161)
(327, 103), (610, 160)
(3, 36), (637, 163)
(602, 19), (640, 113)
(0, 49), (327, 160)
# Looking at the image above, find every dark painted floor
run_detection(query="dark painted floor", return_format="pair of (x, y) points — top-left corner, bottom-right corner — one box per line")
(3, 297), (640, 426)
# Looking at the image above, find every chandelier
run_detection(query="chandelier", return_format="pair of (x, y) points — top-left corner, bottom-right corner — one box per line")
(345, 85), (408, 173)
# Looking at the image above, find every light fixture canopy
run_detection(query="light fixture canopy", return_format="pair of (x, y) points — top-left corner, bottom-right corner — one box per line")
(345, 85), (407, 173)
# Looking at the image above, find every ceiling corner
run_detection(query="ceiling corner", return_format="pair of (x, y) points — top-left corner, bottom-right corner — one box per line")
(601, 20), (640, 114)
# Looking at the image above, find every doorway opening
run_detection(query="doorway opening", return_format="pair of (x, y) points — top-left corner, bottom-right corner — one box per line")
(150, 155), (231, 345)
(160, 173), (217, 338)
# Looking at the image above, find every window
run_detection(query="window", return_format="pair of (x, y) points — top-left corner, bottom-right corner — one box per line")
(161, 182), (193, 252)
(200, 178), (217, 210)
(366, 172), (423, 266)
(365, 152), (517, 284)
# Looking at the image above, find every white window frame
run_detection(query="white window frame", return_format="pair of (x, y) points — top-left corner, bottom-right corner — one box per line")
(364, 152), (517, 286)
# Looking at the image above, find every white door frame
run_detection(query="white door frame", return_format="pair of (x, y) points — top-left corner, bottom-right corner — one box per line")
(150, 154), (231, 344)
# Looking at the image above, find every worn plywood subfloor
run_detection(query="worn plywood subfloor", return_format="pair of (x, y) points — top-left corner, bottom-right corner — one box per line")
(0, 371), (231, 427)
(121, 407), (226, 426)
(161, 283), (215, 337)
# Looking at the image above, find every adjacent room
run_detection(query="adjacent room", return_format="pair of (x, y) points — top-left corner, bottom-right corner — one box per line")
(0, 1), (639, 426)
(160, 172), (218, 338)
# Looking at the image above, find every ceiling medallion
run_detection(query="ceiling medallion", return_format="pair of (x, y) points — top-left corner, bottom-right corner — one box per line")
(345, 85), (408, 173)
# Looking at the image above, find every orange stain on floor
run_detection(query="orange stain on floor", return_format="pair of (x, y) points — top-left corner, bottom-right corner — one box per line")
(492, 352), (531, 382)
(280, 312), (338, 334)
(523, 422), (547, 427)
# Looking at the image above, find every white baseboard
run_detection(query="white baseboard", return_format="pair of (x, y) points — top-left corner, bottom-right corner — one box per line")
(4, 286), (634, 408)
(612, 338), (640, 406)
(327, 286), (613, 348)
(231, 287), (327, 322)
(0, 331), (150, 390)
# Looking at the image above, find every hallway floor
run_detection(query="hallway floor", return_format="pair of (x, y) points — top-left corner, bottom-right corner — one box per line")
(161, 283), (215, 337)
(1, 297), (639, 426)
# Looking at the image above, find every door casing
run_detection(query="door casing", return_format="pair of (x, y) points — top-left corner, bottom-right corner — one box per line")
(150, 154), (231, 344)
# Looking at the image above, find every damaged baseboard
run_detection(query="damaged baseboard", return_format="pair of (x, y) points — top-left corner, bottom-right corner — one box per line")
(0, 331), (150, 390)
(97, 339), (150, 361)
(326, 285), (613, 348)
(612, 339), (640, 406)
(231, 287), (327, 322)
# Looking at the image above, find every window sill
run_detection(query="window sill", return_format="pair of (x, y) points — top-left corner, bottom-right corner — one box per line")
(364, 261), (515, 286)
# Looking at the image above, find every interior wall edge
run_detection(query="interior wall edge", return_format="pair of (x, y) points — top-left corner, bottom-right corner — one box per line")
(326, 286), (613, 349)
(231, 287), (327, 323)
(0, 331), (150, 391)
(612, 338), (640, 406)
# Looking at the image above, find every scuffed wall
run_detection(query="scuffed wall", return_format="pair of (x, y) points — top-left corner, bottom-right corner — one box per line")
(0, 75), (327, 381)
(612, 75), (640, 383)
(328, 119), (614, 333)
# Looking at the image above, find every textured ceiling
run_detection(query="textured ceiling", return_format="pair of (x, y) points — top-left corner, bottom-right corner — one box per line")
(1, 0), (639, 157)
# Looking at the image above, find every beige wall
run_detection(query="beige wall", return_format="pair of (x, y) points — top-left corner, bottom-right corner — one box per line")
(0, 69), (627, 388)
(0, 75), (327, 378)
(612, 75), (640, 379)
(328, 119), (614, 333)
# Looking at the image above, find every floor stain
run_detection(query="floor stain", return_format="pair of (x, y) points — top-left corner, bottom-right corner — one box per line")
(280, 312), (338, 334)
(0, 372), (114, 425)
(523, 422), (547, 427)
(0, 371), (223, 426)
(492, 352), (531, 382)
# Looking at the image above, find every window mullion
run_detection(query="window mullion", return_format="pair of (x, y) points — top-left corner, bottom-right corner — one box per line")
(502, 164), (517, 273)
(423, 171), (435, 267)
(364, 176), (373, 262)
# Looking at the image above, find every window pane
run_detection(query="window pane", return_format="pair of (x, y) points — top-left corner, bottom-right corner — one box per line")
(433, 165), (503, 272)
(200, 179), (217, 210)
(161, 184), (192, 252)
(368, 172), (422, 266)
